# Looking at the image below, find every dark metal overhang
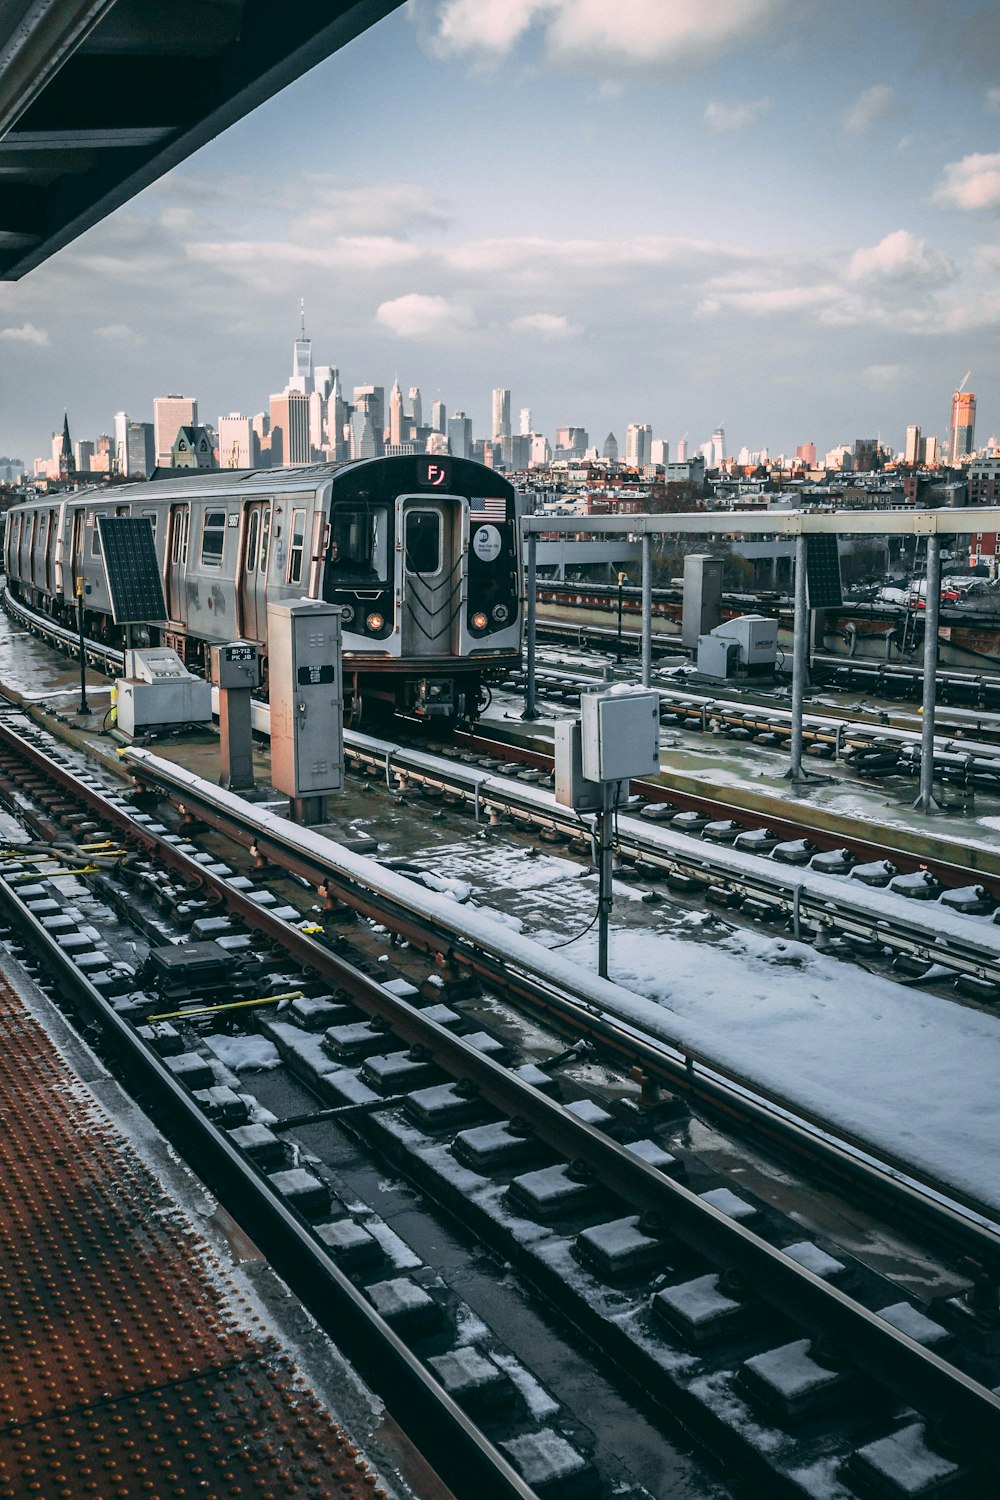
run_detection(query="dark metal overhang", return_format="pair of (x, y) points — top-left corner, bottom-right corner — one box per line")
(0, 0), (405, 280)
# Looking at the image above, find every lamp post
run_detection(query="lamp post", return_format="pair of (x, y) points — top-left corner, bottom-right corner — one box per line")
(616, 571), (628, 663)
(76, 576), (89, 715)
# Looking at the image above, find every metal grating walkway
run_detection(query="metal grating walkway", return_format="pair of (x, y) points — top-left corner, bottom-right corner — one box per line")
(0, 965), (389, 1499)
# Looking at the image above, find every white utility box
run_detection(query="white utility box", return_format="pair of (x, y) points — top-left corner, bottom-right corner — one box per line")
(267, 599), (344, 798)
(710, 613), (777, 669)
(554, 719), (604, 811)
(116, 648), (212, 735)
(696, 634), (740, 679)
(580, 689), (660, 783)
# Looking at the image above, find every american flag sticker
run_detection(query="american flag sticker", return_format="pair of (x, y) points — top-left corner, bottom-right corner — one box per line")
(470, 495), (507, 521)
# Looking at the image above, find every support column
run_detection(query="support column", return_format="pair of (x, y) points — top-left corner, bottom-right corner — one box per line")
(641, 532), (652, 688)
(522, 531), (539, 721)
(597, 781), (613, 979)
(785, 532), (810, 783)
(914, 533), (942, 814)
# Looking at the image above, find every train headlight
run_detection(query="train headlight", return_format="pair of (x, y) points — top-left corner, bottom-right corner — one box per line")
(366, 612), (384, 632)
(471, 611), (488, 631)
(491, 603), (510, 623)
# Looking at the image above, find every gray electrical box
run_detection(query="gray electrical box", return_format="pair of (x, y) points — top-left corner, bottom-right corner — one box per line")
(580, 689), (661, 783)
(116, 648), (212, 736)
(696, 634), (740, 679)
(554, 719), (604, 811)
(267, 600), (344, 800)
(210, 641), (261, 691)
(682, 554), (723, 649)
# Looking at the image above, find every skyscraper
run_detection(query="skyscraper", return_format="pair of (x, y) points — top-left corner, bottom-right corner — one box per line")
(625, 423), (652, 467)
(218, 414), (258, 469)
(389, 379), (405, 446)
(904, 425), (922, 466)
(492, 388), (511, 443)
(113, 410), (129, 474)
(125, 422), (154, 478)
(269, 390), (311, 466)
(950, 389), (976, 462)
(327, 374), (350, 462)
(288, 300), (314, 395)
(154, 396), (197, 468)
(447, 412), (472, 460)
(353, 387), (385, 455)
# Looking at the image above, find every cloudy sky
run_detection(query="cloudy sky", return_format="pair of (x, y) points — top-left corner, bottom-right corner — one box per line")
(3, 0), (1000, 465)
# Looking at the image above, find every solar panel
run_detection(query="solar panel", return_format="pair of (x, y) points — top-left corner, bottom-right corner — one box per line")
(805, 534), (843, 610)
(97, 516), (167, 624)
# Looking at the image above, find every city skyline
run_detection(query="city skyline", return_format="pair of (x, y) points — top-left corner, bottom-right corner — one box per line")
(3, 1), (1000, 462)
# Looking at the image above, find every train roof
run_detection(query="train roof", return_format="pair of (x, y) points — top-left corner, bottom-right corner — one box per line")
(8, 457), (516, 512)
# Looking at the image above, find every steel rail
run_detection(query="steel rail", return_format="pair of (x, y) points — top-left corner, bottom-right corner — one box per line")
(0, 859), (534, 1500)
(337, 728), (1000, 970)
(3, 698), (996, 1259)
(0, 710), (999, 1471)
(117, 743), (1000, 1254)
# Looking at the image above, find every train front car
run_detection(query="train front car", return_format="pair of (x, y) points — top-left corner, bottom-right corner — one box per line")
(322, 454), (520, 726)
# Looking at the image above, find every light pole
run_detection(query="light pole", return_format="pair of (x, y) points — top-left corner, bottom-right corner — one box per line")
(616, 571), (628, 663)
(76, 576), (89, 715)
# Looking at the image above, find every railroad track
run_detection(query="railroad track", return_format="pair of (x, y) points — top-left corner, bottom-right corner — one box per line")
(0, 706), (999, 1498)
(518, 660), (1000, 788)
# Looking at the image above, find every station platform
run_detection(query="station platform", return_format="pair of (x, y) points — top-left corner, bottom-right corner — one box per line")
(0, 949), (404, 1500)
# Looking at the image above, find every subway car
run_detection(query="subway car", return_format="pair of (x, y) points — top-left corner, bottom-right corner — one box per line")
(3, 454), (522, 725)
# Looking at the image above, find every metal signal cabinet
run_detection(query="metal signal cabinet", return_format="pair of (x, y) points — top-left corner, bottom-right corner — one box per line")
(580, 689), (661, 783)
(267, 600), (344, 799)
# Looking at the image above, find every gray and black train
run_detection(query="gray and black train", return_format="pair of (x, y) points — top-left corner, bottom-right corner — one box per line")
(3, 454), (522, 725)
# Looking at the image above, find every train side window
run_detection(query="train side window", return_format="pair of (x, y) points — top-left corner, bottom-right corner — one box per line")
(200, 510), (227, 566)
(245, 509), (260, 571)
(259, 507), (272, 573)
(92, 512), (107, 557)
(405, 511), (441, 575)
(287, 508), (306, 583)
(171, 508), (189, 563)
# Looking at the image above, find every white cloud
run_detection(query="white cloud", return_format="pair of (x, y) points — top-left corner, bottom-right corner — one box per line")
(932, 152), (1000, 212)
(291, 178), (450, 237)
(861, 363), (907, 388)
(445, 233), (749, 276)
(704, 97), (771, 134)
(509, 312), (580, 337)
(96, 322), (144, 344)
(375, 293), (473, 338)
(0, 322), (49, 346)
(848, 230), (955, 287)
(843, 83), (902, 134)
(422, 0), (788, 76)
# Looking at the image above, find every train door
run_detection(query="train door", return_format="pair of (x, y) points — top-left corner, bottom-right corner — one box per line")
(165, 504), (189, 622)
(400, 497), (460, 657)
(44, 510), (55, 595)
(238, 500), (271, 641)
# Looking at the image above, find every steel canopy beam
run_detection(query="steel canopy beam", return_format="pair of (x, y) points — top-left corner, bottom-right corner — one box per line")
(522, 507), (994, 537)
(0, 0), (405, 279)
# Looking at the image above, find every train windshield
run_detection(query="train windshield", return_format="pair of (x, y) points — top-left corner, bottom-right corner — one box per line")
(328, 502), (389, 585)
